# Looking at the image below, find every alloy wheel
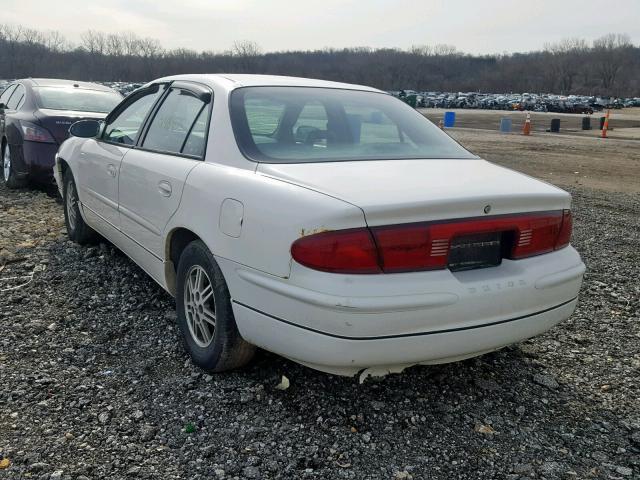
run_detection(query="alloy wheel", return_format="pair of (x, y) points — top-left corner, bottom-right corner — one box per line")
(3, 147), (10, 182)
(184, 265), (216, 347)
(66, 180), (78, 231)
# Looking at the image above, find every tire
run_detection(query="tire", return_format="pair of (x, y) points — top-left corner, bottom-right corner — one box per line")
(2, 143), (28, 189)
(62, 169), (97, 244)
(176, 240), (255, 372)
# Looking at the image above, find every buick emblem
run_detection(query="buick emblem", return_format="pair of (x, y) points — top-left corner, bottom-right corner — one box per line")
(483, 205), (492, 214)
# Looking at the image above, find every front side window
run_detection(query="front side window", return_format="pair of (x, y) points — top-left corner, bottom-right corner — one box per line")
(230, 87), (477, 163)
(142, 88), (208, 156)
(103, 86), (165, 146)
(0, 85), (17, 105)
(35, 87), (122, 113)
(6, 85), (25, 110)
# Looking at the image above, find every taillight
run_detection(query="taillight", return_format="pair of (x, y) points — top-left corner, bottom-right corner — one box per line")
(372, 223), (444, 272)
(20, 121), (56, 143)
(290, 228), (381, 274)
(555, 209), (573, 250)
(291, 210), (573, 274)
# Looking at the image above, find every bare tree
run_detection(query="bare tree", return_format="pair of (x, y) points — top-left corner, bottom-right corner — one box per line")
(409, 45), (433, 56)
(592, 33), (633, 93)
(44, 30), (67, 52)
(139, 37), (163, 58)
(106, 33), (124, 56)
(1, 23), (638, 97)
(1, 23), (24, 43)
(121, 32), (142, 56)
(433, 44), (458, 56)
(230, 40), (262, 73)
(21, 27), (46, 46)
(231, 40), (262, 57)
(544, 38), (588, 93)
(81, 30), (106, 55)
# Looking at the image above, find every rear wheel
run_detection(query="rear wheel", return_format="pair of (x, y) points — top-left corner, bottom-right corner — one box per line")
(63, 169), (97, 244)
(176, 240), (255, 372)
(2, 144), (28, 189)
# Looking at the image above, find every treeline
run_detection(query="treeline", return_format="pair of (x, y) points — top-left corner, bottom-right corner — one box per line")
(1, 24), (639, 97)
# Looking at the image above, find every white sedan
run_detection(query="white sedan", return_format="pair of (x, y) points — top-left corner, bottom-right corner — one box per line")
(54, 74), (585, 377)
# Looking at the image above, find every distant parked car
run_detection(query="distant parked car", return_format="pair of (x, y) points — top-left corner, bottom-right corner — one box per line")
(0, 78), (122, 188)
(55, 74), (585, 377)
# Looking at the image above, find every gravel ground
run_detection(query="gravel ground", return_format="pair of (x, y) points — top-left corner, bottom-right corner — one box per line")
(0, 180), (639, 480)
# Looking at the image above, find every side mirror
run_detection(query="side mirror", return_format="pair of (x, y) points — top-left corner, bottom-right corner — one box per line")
(69, 119), (101, 138)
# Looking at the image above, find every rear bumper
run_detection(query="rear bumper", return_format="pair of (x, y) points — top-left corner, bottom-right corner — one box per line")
(22, 141), (58, 180)
(219, 246), (585, 374)
(232, 297), (578, 375)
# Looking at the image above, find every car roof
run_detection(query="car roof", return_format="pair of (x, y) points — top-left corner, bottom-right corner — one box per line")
(22, 78), (116, 92)
(151, 74), (383, 94)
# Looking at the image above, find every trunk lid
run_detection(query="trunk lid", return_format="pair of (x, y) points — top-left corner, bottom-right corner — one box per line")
(34, 109), (107, 144)
(258, 159), (570, 226)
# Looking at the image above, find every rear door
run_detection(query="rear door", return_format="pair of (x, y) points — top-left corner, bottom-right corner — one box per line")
(118, 82), (212, 258)
(77, 85), (166, 228)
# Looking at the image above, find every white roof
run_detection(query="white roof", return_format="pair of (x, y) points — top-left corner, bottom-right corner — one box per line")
(151, 73), (382, 93)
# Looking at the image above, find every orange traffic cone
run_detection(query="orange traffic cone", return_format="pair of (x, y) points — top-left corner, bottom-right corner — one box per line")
(522, 112), (531, 136)
(601, 109), (610, 138)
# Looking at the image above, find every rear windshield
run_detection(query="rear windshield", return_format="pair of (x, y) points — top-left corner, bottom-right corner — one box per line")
(230, 87), (476, 163)
(35, 87), (122, 113)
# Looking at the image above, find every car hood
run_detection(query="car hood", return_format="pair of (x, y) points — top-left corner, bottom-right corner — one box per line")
(257, 159), (571, 226)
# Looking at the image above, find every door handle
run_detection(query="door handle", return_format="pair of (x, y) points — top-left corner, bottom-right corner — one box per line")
(158, 180), (172, 197)
(107, 164), (116, 177)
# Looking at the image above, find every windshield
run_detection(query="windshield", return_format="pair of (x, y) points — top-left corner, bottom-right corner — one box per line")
(230, 87), (477, 163)
(35, 87), (122, 113)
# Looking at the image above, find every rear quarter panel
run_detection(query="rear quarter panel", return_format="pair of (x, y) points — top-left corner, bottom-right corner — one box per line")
(166, 161), (367, 278)
(54, 137), (86, 191)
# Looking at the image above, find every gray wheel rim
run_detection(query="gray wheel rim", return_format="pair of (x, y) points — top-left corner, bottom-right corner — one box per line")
(184, 265), (216, 348)
(3, 147), (10, 182)
(66, 180), (78, 231)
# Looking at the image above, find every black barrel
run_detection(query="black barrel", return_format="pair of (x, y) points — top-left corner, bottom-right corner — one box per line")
(599, 116), (606, 130)
(550, 118), (561, 133)
(582, 116), (591, 130)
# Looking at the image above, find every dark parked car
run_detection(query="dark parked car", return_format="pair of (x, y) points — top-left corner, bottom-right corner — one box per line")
(0, 78), (122, 188)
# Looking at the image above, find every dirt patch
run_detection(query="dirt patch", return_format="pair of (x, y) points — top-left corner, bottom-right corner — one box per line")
(446, 128), (640, 194)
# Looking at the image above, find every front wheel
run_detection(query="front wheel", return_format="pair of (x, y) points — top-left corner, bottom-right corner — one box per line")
(176, 240), (255, 372)
(63, 169), (97, 244)
(2, 144), (28, 189)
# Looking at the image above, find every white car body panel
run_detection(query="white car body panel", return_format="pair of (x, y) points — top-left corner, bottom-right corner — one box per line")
(76, 139), (127, 227)
(258, 159), (570, 225)
(54, 74), (585, 376)
(119, 149), (200, 259)
(167, 161), (367, 280)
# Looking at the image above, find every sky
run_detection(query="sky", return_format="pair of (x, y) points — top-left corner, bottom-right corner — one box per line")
(2, 0), (639, 54)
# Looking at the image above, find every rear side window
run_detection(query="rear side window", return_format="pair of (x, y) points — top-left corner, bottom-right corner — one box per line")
(142, 88), (209, 157)
(103, 86), (165, 145)
(181, 107), (209, 158)
(230, 87), (477, 163)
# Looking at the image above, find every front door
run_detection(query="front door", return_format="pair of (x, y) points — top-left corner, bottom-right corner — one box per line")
(76, 139), (128, 227)
(77, 85), (167, 228)
(118, 82), (212, 258)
